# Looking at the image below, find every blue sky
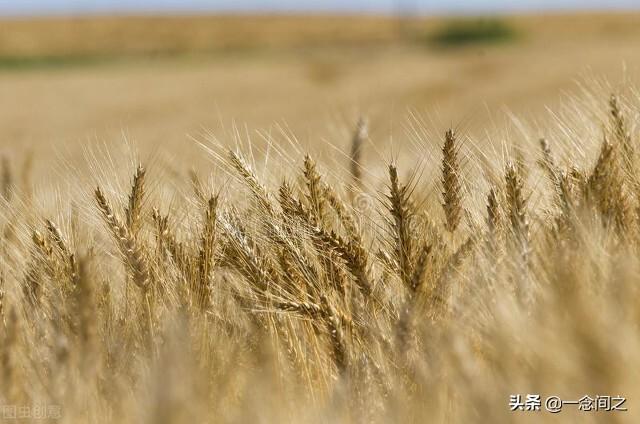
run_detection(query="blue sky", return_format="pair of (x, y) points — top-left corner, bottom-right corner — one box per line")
(1, 0), (638, 16)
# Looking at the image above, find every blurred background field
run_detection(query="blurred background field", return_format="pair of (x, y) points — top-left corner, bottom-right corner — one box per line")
(0, 12), (639, 177)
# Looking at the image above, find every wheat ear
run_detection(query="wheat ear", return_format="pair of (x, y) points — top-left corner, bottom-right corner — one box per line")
(279, 184), (372, 298)
(441, 129), (462, 233)
(505, 162), (529, 248)
(125, 165), (146, 239)
(538, 138), (561, 195)
(45, 219), (77, 284)
(95, 186), (150, 291)
(195, 195), (218, 311)
(350, 117), (367, 191)
(228, 150), (276, 216)
(609, 94), (633, 165)
(387, 164), (415, 290)
(303, 154), (327, 224)
(189, 169), (207, 204)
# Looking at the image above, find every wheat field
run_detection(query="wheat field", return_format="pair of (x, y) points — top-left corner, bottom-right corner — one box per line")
(1, 12), (640, 424)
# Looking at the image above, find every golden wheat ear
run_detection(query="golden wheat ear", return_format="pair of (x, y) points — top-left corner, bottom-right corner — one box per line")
(45, 218), (78, 285)
(151, 207), (190, 275)
(538, 138), (561, 192)
(23, 228), (57, 306)
(587, 135), (615, 198)
(585, 134), (623, 226)
(505, 162), (529, 247)
(609, 94), (633, 164)
(483, 186), (505, 256)
(350, 116), (367, 192)
(228, 150), (276, 216)
(441, 129), (463, 233)
(408, 243), (432, 294)
(195, 195), (219, 312)
(280, 180), (372, 298)
(302, 154), (327, 224)
(324, 183), (358, 235)
(125, 165), (146, 240)
(486, 187), (501, 234)
(188, 168), (207, 204)
(386, 164), (416, 291)
(95, 186), (150, 292)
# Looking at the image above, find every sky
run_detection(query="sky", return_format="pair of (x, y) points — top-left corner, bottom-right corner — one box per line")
(1, 0), (639, 16)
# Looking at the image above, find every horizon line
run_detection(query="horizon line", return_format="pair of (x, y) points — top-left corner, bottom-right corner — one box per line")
(1, 6), (639, 20)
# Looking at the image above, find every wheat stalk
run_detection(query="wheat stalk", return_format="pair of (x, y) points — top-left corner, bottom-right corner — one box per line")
(73, 256), (96, 353)
(0, 273), (4, 325)
(429, 236), (476, 319)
